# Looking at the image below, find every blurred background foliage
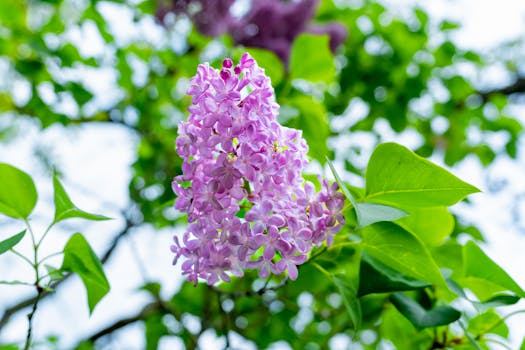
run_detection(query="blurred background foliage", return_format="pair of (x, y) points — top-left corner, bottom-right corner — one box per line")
(1, 0), (524, 349)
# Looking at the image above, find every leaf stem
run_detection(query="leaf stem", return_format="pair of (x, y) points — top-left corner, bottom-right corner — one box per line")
(483, 337), (513, 350)
(458, 319), (483, 350)
(479, 309), (525, 337)
(36, 223), (55, 249)
(23, 219), (37, 250)
(0, 280), (33, 287)
(24, 286), (44, 350)
(311, 262), (331, 277)
(22, 219), (42, 350)
(38, 251), (63, 265)
(9, 248), (34, 268)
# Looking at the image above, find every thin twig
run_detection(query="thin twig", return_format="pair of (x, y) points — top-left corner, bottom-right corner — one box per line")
(76, 297), (198, 348)
(0, 281), (33, 287)
(9, 249), (34, 267)
(87, 301), (160, 342)
(22, 219), (41, 350)
(38, 251), (63, 265)
(476, 309), (525, 338)
(479, 76), (525, 101)
(24, 286), (44, 350)
(0, 216), (135, 334)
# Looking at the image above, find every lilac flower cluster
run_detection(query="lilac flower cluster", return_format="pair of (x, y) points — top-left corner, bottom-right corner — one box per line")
(171, 53), (344, 285)
(157, 0), (347, 63)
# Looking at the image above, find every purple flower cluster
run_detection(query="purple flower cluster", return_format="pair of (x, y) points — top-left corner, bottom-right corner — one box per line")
(172, 53), (344, 285)
(157, 0), (347, 63)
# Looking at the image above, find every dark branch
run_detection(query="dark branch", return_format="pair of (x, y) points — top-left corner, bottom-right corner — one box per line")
(87, 301), (161, 342)
(23, 286), (44, 350)
(480, 76), (525, 101)
(78, 298), (198, 348)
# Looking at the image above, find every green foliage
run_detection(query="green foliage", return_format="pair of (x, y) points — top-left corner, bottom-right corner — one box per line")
(234, 48), (284, 85)
(290, 34), (336, 83)
(144, 314), (169, 350)
(286, 95), (331, 162)
(379, 304), (434, 349)
(390, 292), (461, 330)
(332, 273), (362, 329)
(361, 222), (446, 287)
(365, 143), (480, 207)
(0, 230), (26, 255)
(355, 202), (407, 228)
(53, 173), (110, 223)
(44, 264), (66, 283)
(397, 207), (455, 246)
(0, 162), (112, 348)
(0, 163), (37, 219)
(358, 253), (431, 296)
(463, 240), (525, 298)
(61, 233), (110, 314)
(1, 0), (524, 348)
(467, 310), (508, 338)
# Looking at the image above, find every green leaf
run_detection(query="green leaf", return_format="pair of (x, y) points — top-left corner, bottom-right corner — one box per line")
(361, 222), (446, 287)
(397, 207), (454, 246)
(145, 314), (169, 350)
(459, 277), (514, 302)
(289, 34), (336, 83)
(332, 274), (362, 329)
(463, 241), (525, 298)
(326, 162), (407, 228)
(44, 264), (66, 282)
(479, 294), (520, 308)
(0, 163), (38, 219)
(356, 202), (407, 228)
(358, 252), (431, 296)
(0, 280), (31, 286)
(380, 305), (434, 349)
(390, 292), (461, 330)
(53, 173), (110, 223)
(431, 240), (463, 280)
(447, 279), (520, 311)
(365, 143), (480, 207)
(0, 230), (26, 255)
(140, 282), (161, 297)
(0, 344), (19, 350)
(286, 96), (330, 162)
(61, 233), (110, 314)
(468, 310), (508, 338)
(439, 20), (461, 31)
(326, 158), (360, 222)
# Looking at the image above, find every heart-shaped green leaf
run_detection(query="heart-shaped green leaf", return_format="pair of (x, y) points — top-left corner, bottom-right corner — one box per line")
(397, 207), (454, 246)
(61, 233), (110, 314)
(361, 222), (446, 287)
(463, 240), (525, 298)
(365, 143), (480, 207)
(53, 173), (110, 224)
(0, 163), (37, 219)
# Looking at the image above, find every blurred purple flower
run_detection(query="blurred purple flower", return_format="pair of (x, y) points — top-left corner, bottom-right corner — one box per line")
(157, 0), (348, 63)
